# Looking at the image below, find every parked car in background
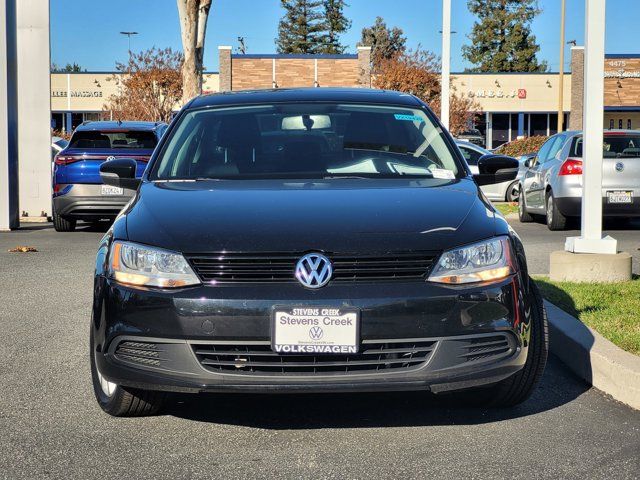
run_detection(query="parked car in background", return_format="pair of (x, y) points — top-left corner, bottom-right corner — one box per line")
(52, 121), (167, 231)
(456, 140), (524, 202)
(455, 129), (485, 147)
(519, 130), (640, 230)
(90, 88), (546, 417)
(51, 136), (68, 160)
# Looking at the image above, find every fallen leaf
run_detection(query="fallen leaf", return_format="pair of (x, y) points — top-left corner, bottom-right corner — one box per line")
(8, 246), (38, 253)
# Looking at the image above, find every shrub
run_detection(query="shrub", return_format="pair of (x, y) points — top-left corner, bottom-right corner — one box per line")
(496, 135), (548, 157)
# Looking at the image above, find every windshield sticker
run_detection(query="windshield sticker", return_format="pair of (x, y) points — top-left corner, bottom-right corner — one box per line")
(394, 114), (423, 122)
(431, 168), (455, 179)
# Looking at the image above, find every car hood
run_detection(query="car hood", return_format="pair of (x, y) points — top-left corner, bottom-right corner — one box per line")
(124, 178), (496, 253)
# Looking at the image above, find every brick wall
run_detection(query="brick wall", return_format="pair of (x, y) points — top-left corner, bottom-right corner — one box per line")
(218, 49), (372, 91)
(569, 47), (584, 130)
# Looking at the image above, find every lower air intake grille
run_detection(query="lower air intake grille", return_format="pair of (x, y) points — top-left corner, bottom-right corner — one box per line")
(460, 335), (514, 363)
(191, 339), (437, 376)
(114, 341), (162, 367)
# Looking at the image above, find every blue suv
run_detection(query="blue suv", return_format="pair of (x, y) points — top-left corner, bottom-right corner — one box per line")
(52, 121), (166, 231)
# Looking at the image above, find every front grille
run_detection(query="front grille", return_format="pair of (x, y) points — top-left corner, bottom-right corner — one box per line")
(114, 341), (162, 367)
(460, 335), (514, 363)
(191, 339), (437, 375)
(186, 251), (439, 284)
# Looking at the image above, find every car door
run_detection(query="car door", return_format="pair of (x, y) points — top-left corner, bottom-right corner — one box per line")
(523, 135), (562, 209)
(538, 134), (566, 201)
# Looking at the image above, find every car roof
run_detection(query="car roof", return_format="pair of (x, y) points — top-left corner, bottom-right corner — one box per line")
(187, 87), (423, 109)
(74, 120), (165, 132)
(455, 140), (490, 152)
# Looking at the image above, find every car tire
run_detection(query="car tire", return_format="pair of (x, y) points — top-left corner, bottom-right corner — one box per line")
(90, 329), (165, 417)
(53, 210), (76, 232)
(506, 181), (520, 202)
(545, 191), (567, 231)
(474, 280), (549, 407)
(518, 189), (534, 223)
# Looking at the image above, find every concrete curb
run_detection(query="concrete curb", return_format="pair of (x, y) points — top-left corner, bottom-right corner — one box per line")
(545, 300), (640, 410)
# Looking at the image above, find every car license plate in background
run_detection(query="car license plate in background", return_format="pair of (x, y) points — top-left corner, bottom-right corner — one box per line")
(101, 185), (123, 196)
(272, 307), (359, 354)
(607, 191), (633, 204)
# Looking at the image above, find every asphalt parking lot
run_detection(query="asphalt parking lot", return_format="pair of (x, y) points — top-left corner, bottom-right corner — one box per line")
(1, 221), (639, 479)
(507, 215), (640, 275)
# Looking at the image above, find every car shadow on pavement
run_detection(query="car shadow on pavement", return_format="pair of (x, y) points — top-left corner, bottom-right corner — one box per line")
(165, 357), (590, 428)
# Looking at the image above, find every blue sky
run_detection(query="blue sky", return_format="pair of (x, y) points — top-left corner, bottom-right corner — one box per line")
(51, 0), (638, 73)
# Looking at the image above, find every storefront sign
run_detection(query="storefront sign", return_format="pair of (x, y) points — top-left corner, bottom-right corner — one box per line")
(604, 69), (640, 78)
(51, 90), (103, 98)
(467, 89), (518, 99)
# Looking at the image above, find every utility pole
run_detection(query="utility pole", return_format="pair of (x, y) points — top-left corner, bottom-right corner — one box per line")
(441, 0), (451, 130)
(557, 0), (566, 132)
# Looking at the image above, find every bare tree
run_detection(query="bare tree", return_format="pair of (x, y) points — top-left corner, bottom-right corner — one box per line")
(104, 47), (183, 123)
(373, 48), (480, 135)
(177, 0), (212, 104)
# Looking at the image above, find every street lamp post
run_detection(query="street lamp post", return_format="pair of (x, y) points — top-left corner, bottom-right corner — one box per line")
(441, 0), (451, 130)
(120, 31), (138, 55)
(565, 0), (617, 255)
(557, 0), (566, 132)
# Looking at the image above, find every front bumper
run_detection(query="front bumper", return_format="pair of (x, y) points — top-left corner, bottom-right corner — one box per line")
(92, 276), (532, 394)
(53, 184), (134, 220)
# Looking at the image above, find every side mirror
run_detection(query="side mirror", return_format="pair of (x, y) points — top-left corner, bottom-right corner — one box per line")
(99, 158), (140, 190)
(473, 154), (519, 186)
(524, 157), (535, 168)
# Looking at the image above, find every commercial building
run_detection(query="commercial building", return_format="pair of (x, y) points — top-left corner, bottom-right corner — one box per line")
(49, 46), (640, 150)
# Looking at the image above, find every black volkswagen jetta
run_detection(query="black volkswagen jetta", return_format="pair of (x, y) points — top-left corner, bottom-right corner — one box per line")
(92, 88), (547, 416)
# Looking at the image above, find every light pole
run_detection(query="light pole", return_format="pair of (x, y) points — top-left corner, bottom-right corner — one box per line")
(565, 0), (617, 255)
(120, 31), (138, 55)
(557, 0), (566, 132)
(440, 0), (451, 130)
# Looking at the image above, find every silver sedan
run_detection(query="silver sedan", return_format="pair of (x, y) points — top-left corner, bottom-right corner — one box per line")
(518, 130), (640, 230)
(456, 141), (524, 202)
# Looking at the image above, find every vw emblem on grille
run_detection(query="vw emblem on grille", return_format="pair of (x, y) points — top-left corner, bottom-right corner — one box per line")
(615, 162), (624, 172)
(295, 253), (332, 289)
(106, 156), (116, 162)
(309, 326), (324, 340)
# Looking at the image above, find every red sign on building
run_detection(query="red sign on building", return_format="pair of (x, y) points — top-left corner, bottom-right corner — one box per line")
(517, 89), (527, 99)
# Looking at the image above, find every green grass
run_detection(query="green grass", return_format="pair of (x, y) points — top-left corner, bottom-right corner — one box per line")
(535, 276), (640, 355)
(493, 202), (519, 216)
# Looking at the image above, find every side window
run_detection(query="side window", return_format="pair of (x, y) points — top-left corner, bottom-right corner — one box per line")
(458, 145), (483, 166)
(535, 137), (555, 165)
(546, 135), (566, 162)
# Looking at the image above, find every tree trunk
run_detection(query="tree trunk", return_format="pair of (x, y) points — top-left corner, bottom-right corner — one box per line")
(177, 0), (211, 105)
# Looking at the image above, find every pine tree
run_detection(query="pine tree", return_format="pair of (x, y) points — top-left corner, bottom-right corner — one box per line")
(359, 17), (406, 71)
(462, 0), (547, 72)
(319, 0), (351, 54)
(276, 0), (325, 54)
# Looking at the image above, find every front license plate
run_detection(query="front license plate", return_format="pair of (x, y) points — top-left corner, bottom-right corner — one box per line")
(101, 185), (123, 196)
(272, 307), (359, 354)
(607, 191), (633, 204)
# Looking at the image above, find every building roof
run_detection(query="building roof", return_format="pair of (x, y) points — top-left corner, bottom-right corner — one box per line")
(75, 120), (165, 131)
(188, 87), (422, 109)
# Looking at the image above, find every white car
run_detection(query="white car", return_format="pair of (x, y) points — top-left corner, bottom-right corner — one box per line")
(456, 140), (523, 202)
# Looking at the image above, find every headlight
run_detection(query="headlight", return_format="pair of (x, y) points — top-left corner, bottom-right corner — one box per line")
(428, 237), (514, 284)
(109, 241), (200, 288)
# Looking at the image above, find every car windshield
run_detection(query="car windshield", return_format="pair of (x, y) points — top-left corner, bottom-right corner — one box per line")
(152, 103), (460, 180)
(69, 130), (158, 149)
(572, 134), (640, 158)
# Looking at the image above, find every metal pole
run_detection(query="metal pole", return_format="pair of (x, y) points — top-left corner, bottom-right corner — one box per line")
(557, 0), (566, 132)
(441, 0), (451, 130)
(0, 0), (20, 230)
(565, 0), (617, 255)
